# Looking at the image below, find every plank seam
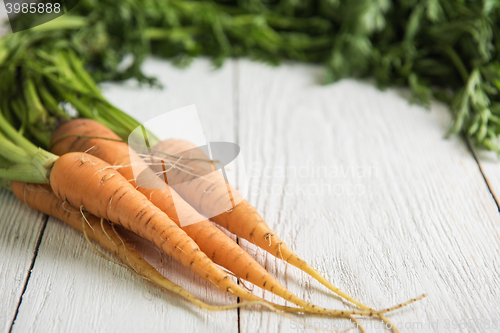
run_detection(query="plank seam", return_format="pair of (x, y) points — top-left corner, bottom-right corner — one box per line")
(233, 58), (241, 333)
(465, 137), (500, 213)
(8, 214), (49, 333)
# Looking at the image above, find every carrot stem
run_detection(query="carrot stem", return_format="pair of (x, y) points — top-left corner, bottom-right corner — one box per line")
(30, 15), (87, 32)
(24, 77), (47, 124)
(38, 85), (68, 118)
(0, 109), (40, 157)
(0, 108), (58, 183)
(0, 163), (49, 183)
(0, 131), (31, 164)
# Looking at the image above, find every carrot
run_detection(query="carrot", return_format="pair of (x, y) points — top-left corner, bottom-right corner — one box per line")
(48, 150), (390, 320)
(9, 181), (274, 313)
(50, 119), (376, 324)
(12, 182), (388, 323)
(152, 138), (422, 330)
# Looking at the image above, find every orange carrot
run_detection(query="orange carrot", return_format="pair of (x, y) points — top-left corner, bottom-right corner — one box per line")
(50, 120), (375, 322)
(10, 181), (275, 313)
(48, 150), (391, 319)
(14, 182), (392, 322)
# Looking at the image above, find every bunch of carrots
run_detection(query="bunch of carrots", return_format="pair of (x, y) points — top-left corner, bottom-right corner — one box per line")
(0, 50), (425, 333)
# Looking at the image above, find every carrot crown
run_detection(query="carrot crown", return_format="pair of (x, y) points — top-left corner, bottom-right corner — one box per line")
(0, 110), (58, 184)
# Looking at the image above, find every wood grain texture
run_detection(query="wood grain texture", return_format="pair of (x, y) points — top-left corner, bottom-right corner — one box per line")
(10, 58), (239, 333)
(236, 59), (500, 333)
(0, 188), (46, 333)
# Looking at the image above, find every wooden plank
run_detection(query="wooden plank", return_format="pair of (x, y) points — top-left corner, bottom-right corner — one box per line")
(236, 60), (500, 333)
(0, 189), (46, 333)
(11, 58), (239, 333)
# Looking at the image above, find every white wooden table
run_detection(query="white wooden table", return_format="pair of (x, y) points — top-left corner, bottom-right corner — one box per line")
(1, 55), (500, 333)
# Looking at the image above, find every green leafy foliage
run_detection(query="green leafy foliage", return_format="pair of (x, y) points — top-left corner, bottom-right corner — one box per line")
(1, 0), (500, 153)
